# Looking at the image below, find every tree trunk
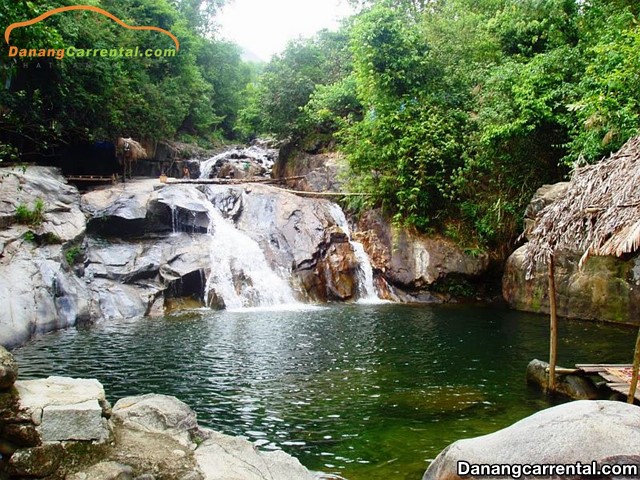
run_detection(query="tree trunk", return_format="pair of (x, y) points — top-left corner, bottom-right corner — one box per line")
(548, 255), (558, 392)
(628, 328), (640, 403)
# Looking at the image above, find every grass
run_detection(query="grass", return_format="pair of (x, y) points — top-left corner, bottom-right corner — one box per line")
(14, 198), (45, 227)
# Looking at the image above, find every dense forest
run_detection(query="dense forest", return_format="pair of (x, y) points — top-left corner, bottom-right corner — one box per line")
(2, 0), (640, 256)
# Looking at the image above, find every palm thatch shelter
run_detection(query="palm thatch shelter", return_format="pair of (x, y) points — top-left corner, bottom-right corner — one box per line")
(116, 137), (148, 180)
(523, 135), (640, 400)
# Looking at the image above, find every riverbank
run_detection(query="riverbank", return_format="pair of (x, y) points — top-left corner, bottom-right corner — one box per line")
(0, 345), (321, 480)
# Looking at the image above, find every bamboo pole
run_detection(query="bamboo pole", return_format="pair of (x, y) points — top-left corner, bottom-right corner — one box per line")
(548, 254), (558, 392)
(627, 328), (640, 403)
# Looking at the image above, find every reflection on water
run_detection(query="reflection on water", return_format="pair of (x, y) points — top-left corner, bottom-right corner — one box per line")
(12, 304), (636, 480)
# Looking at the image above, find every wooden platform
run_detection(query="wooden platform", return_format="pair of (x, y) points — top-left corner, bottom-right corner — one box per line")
(576, 364), (640, 400)
(66, 175), (118, 183)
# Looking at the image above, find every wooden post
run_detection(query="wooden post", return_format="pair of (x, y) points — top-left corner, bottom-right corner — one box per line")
(548, 254), (558, 392)
(627, 328), (640, 403)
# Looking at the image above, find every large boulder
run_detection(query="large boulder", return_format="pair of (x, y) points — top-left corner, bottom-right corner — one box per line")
(423, 400), (640, 480)
(111, 394), (199, 447)
(195, 430), (316, 480)
(503, 244), (640, 324)
(13, 376), (110, 443)
(0, 167), (91, 348)
(109, 394), (319, 480)
(355, 209), (489, 300)
(503, 181), (640, 324)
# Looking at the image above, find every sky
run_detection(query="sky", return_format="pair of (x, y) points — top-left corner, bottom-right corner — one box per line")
(216, 0), (355, 61)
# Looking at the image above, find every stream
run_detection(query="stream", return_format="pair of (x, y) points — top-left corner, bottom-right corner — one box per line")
(12, 303), (636, 480)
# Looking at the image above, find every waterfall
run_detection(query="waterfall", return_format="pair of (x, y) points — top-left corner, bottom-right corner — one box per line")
(203, 204), (298, 310)
(327, 204), (381, 302)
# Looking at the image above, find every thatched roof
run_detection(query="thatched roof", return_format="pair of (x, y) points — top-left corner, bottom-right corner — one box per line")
(117, 137), (148, 161)
(524, 135), (640, 277)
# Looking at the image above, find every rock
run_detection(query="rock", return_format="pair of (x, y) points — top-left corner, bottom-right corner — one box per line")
(0, 346), (18, 389)
(199, 146), (277, 180)
(504, 181), (640, 324)
(272, 151), (345, 193)
(111, 394), (199, 446)
(526, 359), (599, 400)
(2, 423), (41, 447)
(202, 184), (363, 301)
(423, 400), (640, 480)
(503, 245), (640, 324)
(40, 399), (107, 442)
(0, 167), (90, 348)
(8, 443), (65, 478)
(522, 182), (569, 239)
(67, 461), (134, 480)
(14, 377), (109, 442)
(194, 431), (316, 480)
(356, 209), (489, 299)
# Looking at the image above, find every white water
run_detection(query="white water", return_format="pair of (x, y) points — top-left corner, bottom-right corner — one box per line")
(327, 204), (381, 302)
(203, 204), (298, 310)
(200, 146), (276, 179)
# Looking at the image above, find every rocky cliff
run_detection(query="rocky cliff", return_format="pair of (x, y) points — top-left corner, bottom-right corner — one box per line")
(503, 183), (640, 324)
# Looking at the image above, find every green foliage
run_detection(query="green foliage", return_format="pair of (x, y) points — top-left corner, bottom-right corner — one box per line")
(0, 0), (251, 159)
(65, 246), (82, 265)
(14, 199), (45, 227)
(22, 231), (36, 243)
(237, 28), (354, 140)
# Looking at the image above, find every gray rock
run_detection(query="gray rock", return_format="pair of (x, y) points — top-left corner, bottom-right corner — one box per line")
(195, 431), (316, 480)
(14, 377), (109, 442)
(0, 167), (90, 348)
(67, 461), (134, 480)
(202, 184), (362, 301)
(111, 394), (199, 446)
(356, 209), (489, 298)
(8, 443), (65, 478)
(0, 345), (18, 389)
(523, 182), (570, 240)
(40, 399), (107, 442)
(423, 400), (640, 480)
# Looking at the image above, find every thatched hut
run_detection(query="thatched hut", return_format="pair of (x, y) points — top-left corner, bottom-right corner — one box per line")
(116, 137), (148, 180)
(523, 135), (640, 399)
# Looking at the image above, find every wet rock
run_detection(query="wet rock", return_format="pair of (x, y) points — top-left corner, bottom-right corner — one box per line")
(195, 430), (316, 480)
(423, 400), (640, 480)
(0, 346), (18, 390)
(199, 145), (277, 180)
(526, 359), (599, 400)
(356, 209), (489, 299)
(8, 443), (65, 478)
(202, 184), (362, 301)
(67, 461), (134, 480)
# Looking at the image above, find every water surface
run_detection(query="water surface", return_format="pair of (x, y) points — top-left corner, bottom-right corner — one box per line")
(12, 304), (636, 480)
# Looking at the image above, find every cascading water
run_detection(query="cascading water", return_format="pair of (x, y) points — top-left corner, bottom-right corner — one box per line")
(327, 204), (381, 302)
(203, 202), (298, 310)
